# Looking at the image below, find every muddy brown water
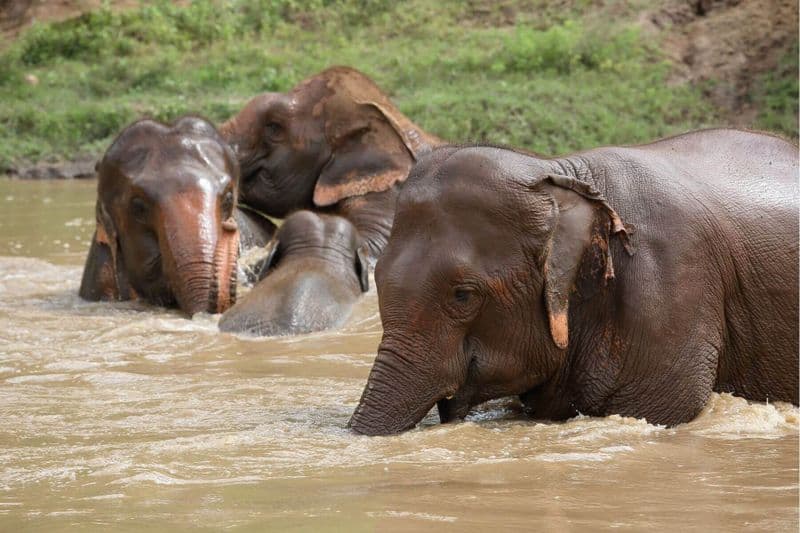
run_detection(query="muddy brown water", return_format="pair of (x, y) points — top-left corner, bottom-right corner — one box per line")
(0, 178), (797, 531)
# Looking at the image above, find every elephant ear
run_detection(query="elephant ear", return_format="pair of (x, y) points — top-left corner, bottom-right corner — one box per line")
(78, 201), (133, 301)
(533, 174), (635, 349)
(313, 98), (419, 207)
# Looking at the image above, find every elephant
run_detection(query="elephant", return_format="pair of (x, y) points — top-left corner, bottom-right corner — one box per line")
(349, 128), (799, 436)
(219, 210), (369, 336)
(219, 66), (442, 260)
(79, 116), (276, 315)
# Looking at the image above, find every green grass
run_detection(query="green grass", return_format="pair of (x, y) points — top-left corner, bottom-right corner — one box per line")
(0, 0), (785, 167)
(752, 42), (799, 139)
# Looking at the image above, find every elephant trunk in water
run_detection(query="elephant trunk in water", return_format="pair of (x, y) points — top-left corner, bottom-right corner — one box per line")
(349, 334), (467, 436)
(158, 193), (239, 315)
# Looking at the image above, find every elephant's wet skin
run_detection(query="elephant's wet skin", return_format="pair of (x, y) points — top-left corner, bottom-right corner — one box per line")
(349, 128), (799, 436)
(219, 66), (442, 261)
(234, 206), (278, 252)
(79, 116), (274, 315)
(219, 210), (369, 336)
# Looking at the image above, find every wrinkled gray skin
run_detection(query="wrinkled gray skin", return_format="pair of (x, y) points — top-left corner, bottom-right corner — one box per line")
(219, 210), (369, 336)
(350, 128), (799, 436)
(235, 207), (277, 252)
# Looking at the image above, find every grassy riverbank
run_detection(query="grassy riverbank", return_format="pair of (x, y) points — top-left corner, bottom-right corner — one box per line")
(0, 0), (796, 168)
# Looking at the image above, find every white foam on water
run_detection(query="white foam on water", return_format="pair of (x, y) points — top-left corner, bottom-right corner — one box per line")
(368, 510), (458, 522)
(534, 452), (613, 462)
(111, 471), (264, 487)
(5, 373), (73, 384)
(688, 393), (799, 439)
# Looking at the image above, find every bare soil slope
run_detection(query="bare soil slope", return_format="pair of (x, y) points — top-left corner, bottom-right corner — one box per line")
(1, 0), (140, 41)
(647, 0), (798, 126)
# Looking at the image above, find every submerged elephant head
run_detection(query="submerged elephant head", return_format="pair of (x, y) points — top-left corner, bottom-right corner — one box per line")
(348, 146), (632, 435)
(79, 117), (241, 315)
(219, 66), (439, 217)
(219, 210), (369, 336)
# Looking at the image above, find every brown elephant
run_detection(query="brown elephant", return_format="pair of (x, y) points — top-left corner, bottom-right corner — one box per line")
(219, 66), (442, 259)
(349, 129), (799, 436)
(219, 210), (369, 336)
(79, 117), (276, 315)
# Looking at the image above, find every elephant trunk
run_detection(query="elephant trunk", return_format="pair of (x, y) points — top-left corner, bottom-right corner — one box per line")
(348, 342), (443, 436)
(159, 196), (239, 315)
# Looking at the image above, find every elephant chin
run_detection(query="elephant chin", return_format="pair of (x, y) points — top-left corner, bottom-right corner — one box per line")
(436, 395), (472, 424)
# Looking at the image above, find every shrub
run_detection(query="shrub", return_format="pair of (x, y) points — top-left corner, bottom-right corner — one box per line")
(753, 41), (799, 139)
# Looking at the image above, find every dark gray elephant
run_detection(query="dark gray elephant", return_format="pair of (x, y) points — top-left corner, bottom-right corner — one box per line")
(349, 128), (799, 435)
(219, 210), (369, 336)
(79, 116), (275, 315)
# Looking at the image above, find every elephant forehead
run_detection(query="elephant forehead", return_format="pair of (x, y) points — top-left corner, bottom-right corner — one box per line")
(127, 152), (231, 197)
(139, 169), (229, 196)
(293, 75), (334, 106)
(280, 211), (359, 249)
(389, 203), (521, 274)
(405, 147), (529, 198)
(175, 136), (229, 172)
(397, 177), (513, 226)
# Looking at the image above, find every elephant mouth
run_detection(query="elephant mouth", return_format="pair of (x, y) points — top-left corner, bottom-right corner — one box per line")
(436, 350), (478, 424)
(436, 390), (474, 424)
(240, 167), (265, 189)
(238, 154), (269, 185)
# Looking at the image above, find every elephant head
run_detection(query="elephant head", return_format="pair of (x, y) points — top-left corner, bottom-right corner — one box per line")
(348, 146), (633, 435)
(79, 117), (241, 315)
(218, 66), (439, 217)
(219, 210), (369, 336)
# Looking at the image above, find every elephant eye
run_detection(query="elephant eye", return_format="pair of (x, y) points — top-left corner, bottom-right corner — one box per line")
(221, 190), (235, 218)
(130, 197), (149, 223)
(448, 284), (483, 320)
(264, 121), (284, 140)
(454, 288), (472, 304)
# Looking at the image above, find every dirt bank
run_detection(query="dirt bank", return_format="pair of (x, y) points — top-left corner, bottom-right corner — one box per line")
(1, 0), (140, 41)
(646, 0), (798, 127)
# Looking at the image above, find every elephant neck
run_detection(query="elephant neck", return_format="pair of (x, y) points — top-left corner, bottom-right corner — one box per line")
(326, 187), (399, 263)
(280, 241), (357, 270)
(275, 250), (361, 293)
(413, 129), (446, 156)
(234, 207), (277, 251)
(547, 155), (601, 189)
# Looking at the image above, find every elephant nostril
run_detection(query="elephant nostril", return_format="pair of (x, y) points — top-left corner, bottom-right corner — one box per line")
(222, 219), (238, 232)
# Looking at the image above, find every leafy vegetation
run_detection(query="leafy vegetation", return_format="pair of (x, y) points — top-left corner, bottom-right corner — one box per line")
(752, 42), (799, 139)
(0, 0), (788, 167)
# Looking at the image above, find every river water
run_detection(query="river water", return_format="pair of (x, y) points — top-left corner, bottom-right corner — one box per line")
(0, 178), (797, 531)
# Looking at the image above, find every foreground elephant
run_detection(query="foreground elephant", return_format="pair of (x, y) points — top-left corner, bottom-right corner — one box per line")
(219, 210), (369, 336)
(79, 117), (275, 315)
(349, 129), (799, 435)
(219, 66), (442, 259)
